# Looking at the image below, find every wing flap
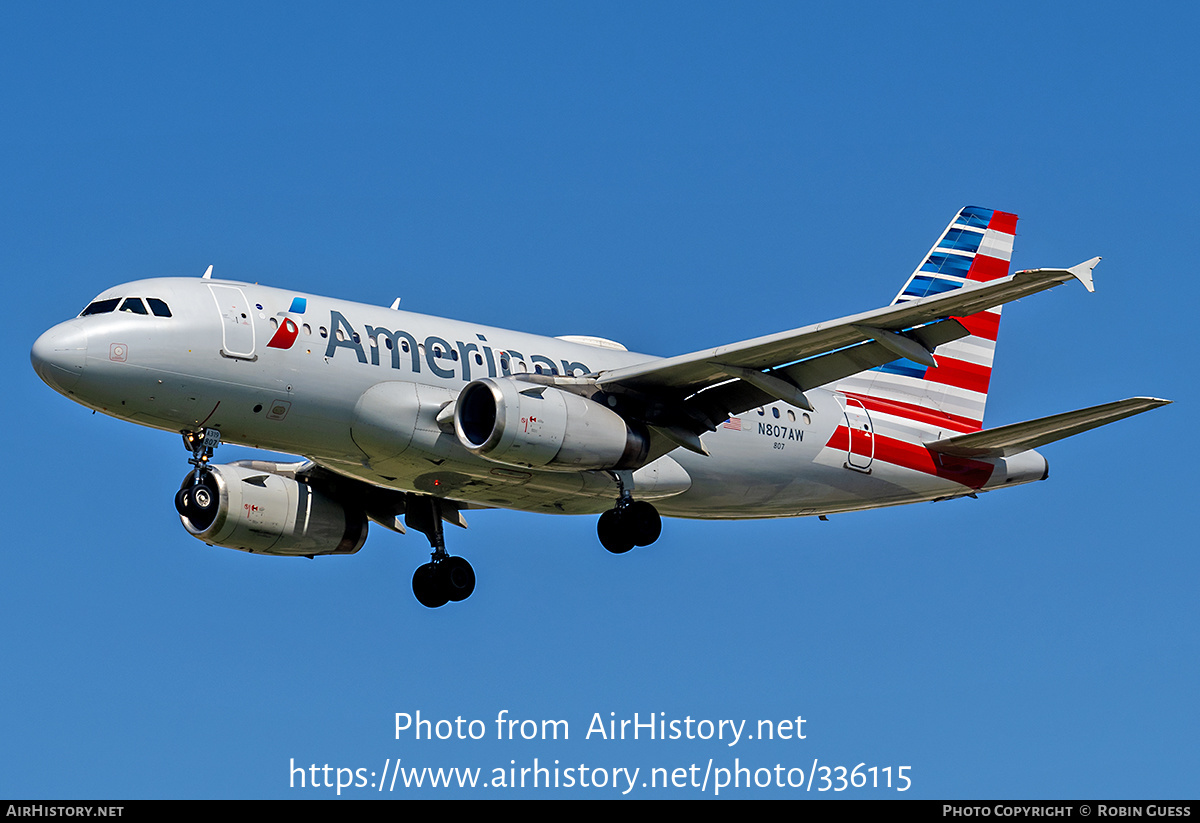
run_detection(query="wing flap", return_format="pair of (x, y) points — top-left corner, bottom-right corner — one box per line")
(926, 397), (1171, 458)
(780, 317), (969, 393)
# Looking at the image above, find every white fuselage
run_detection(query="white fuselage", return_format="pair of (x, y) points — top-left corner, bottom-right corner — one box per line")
(32, 277), (1046, 520)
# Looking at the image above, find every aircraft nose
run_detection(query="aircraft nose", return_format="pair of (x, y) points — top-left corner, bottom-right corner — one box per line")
(31, 321), (89, 394)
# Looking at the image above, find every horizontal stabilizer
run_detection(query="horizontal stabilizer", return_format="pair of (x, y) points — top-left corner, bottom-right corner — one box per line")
(927, 397), (1171, 458)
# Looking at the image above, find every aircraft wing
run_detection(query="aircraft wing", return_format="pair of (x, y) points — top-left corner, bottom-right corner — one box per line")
(592, 259), (1100, 432)
(926, 397), (1171, 458)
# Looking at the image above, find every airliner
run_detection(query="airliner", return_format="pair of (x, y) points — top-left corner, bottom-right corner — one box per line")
(30, 206), (1169, 607)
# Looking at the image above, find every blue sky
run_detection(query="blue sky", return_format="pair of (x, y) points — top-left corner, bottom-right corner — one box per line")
(2, 2), (1195, 798)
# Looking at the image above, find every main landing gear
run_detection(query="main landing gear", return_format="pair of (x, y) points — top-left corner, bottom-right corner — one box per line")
(596, 473), (662, 554)
(406, 495), (476, 609)
(174, 427), (221, 530)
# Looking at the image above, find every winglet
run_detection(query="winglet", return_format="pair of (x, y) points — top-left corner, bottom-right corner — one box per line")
(201, 265), (213, 280)
(1068, 256), (1100, 293)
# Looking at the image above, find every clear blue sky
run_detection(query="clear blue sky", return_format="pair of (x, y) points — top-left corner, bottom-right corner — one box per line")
(3, 2), (1195, 798)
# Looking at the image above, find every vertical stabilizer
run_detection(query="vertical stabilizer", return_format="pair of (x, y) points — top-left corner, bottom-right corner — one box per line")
(836, 206), (1017, 432)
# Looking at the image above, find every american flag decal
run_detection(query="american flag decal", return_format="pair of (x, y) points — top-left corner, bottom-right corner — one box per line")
(723, 417), (742, 431)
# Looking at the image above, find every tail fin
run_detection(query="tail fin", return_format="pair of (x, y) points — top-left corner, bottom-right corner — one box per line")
(836, 206), (1018, 432)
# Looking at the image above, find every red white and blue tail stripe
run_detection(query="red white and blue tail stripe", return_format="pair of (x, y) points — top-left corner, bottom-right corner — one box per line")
(836, 206), (1018, 432)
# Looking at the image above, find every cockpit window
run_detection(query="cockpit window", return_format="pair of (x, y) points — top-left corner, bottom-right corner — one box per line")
(146, 298), (172, 317)
(80, 298), (120, 316)
(79, 296), (172, 318)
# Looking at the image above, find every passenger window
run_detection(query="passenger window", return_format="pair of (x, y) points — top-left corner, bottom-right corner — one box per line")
(119, 298), (148, 315)
(147, 298), (172, 317)
(80, 298), (120, 316)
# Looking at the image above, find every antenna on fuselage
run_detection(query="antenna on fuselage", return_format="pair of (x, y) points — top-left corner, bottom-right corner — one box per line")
(390, 298), (401, 310)
(201, 265), (213, 279)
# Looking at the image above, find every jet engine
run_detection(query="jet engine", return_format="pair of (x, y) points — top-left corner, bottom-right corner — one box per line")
(453, 378), (649, 471)
(176, 462), (368, 556)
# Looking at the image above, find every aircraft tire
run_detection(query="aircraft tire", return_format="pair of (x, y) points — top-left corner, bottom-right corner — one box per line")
(626, 501), (662, 547)
(597, 509), (635, 554)
(412, 562), (450, 608)
(191, 484), (214, 511)
(174, 486), (195, 519)
(445, 556), (476, 602)
(186, 483), (220, 530)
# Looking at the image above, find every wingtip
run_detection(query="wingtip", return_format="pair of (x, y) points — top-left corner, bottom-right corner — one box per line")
(1068, 256), (1100, 293)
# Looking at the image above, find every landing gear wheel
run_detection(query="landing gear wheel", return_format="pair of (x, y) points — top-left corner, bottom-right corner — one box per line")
(626, 500), (662, 547)
(405, 495), (476, 606)
(175, 474), (219, 529)
(444, 556), (476, 602)
(185, 481), (219, 530)
(174, 486), (194, 518)
(412, 562), (450, 609)
(190, 484), (215, 513)
(597, 509), (635, 554)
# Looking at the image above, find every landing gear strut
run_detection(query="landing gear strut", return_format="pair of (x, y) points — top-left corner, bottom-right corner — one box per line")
(174, 428), (221, 529)
(597, 472), (662, 554)
(406, 495), (475, 608)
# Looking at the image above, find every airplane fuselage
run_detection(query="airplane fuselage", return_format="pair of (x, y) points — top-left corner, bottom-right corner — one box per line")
(32, 276), (1046, 521)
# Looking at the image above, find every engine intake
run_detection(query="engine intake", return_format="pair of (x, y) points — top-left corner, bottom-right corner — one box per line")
(454, 378), (649, 471)
(177, 463), (367, 556)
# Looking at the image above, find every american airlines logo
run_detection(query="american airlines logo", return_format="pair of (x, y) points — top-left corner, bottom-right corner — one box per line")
(267, 296), (307, 350)
(321, 310), (592, 383)
(267, 318), (301, 349)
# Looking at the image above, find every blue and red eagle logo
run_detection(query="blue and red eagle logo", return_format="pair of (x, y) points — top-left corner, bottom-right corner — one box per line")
(267, 297), (307, 350)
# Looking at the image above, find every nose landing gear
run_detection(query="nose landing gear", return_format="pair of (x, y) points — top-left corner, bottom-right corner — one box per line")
(174, 428), (221, 529)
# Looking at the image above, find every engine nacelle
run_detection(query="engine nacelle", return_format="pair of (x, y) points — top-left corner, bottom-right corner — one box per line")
(454, 378), (649, 471)
(178, 462), (368, 556)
